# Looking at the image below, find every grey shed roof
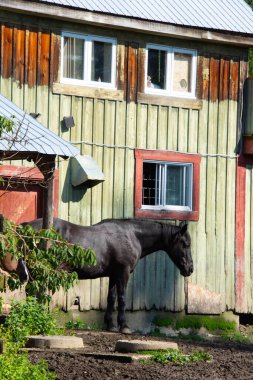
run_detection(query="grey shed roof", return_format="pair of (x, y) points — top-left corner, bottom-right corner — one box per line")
(33, 0), (253, 35)
(0, 94), (79, 158)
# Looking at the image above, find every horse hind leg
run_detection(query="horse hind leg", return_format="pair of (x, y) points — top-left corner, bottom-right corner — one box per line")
(104, 277), (117, 332)
(116, 268), (131, 335)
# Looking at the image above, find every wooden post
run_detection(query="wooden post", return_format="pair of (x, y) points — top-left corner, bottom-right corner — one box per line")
(0, 214), (4, 233)
(42, 162), (55, 230)
(0, 339), (4, 354)
(34, 155), (56, 229)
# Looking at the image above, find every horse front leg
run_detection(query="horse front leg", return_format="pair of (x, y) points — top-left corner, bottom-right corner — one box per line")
(116, 267), (131, 334)
(104, 276), (117, 332)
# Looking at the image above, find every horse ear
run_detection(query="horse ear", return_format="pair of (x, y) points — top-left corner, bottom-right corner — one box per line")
(179, 221), (188, 234)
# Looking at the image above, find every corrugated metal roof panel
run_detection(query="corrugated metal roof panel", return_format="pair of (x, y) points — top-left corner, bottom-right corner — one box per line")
(33, 0), (253, 34)
(0, 94), (79, 157)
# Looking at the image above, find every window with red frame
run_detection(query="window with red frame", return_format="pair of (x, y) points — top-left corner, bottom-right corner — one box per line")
(135, 150), (201, 221)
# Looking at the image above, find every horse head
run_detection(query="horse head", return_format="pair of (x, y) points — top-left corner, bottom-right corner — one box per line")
(0, 252), (29, 284)
(167, 221), (193, 277)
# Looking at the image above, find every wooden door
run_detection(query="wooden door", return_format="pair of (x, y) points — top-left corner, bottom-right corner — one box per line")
(0, 165), (58, 225)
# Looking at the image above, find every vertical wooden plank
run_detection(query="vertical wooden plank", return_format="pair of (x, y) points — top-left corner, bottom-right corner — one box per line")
(126, 43), (138, 103)
(112, 101), (126, 218)
(157, 106), (168, 150)
(91, 99), (104, 224)
(124, 101), (136, 217)
(116, 42), (125, 92)
(215, 57), (229, 305)
(58, 95), (72, 220)
(50, 32), (60, 85)
(147, 105), (158, 149)
(12, 27), (25, 108)
(244, 167), (251, 312)
(26, 29), (38, 88)
(79, 98), (94, 227)
(178, 108), (189, 152)
(37, 31), (50, 126)
(195, 55), (209, 289)
(69, 96), (83, 224)
(136, 103), (147, 149)
(102, 100), (115, 220)
(205, 56), (219, 293)
(225, 58), (239, 310)
(188, 110), (199, 153)
(24, 29), (38, 115)
(89, 99), (104, 310)
(167, 107), (178, 150)
(1, 25), (13, 97)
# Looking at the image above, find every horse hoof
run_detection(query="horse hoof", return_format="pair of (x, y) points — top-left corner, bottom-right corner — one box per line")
(105, 324), (118, 333)
(120, 327), (132, 335)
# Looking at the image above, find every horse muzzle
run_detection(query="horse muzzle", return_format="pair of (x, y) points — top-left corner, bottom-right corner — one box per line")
(180, 263), (194, 277)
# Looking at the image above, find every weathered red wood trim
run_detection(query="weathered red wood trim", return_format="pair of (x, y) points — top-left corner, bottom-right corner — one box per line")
(0, 165), (59, 217)
(134, 149), (201, 221)
(235, 155), (253, 312)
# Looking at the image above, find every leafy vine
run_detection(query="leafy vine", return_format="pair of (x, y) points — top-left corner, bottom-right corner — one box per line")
(0, 219), (96, 303)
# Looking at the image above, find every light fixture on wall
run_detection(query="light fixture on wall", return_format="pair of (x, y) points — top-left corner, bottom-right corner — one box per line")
(62, 116), (75, 129)
(30, 113), (41, 119)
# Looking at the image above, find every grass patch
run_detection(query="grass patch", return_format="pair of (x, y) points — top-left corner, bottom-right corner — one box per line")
(175, 316), (236, 332)
(140, 349), (212, 365)
(153, 315), (236, 333)
(221, 332), (252, 344)
(65, 317), (101, 331)
(152, 316), (173, 328)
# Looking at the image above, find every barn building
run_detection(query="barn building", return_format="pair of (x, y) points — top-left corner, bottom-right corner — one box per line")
(0, 0), (253, 322)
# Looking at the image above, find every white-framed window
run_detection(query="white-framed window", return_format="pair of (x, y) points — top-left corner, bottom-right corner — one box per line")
(61, 32), (117, 88)
(145, 44), (197, 98)
(142, 161), (193, 211)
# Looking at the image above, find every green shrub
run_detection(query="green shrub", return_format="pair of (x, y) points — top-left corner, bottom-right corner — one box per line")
(5, 297), (61, 342)
(0, 344), (56, 380)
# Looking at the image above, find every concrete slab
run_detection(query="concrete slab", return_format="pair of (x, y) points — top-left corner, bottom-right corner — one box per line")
(115, 339), (178, 353)
(26, 335), (84, 349)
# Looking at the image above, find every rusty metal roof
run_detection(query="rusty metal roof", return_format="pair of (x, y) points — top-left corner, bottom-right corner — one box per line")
(32, 0), (253, 34)
(0, 94), (79, 158)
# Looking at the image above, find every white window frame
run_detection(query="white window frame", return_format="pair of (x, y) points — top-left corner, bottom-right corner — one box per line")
(61, 32), (117, 89)
(142, 160), (193, 212)
(145, 44), (197, 99)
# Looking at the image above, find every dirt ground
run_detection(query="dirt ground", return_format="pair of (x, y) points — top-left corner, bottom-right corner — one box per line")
(29, 326), (253, 380)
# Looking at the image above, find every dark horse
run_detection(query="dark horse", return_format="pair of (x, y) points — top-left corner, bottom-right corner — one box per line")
(0, 252), (29, 284)
(23, 218), (193, 333)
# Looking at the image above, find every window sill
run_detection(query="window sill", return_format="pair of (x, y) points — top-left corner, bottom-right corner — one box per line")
(53, 83), (124, 101)
(137, 92), (202, 109)
(135, 208), (199, 221)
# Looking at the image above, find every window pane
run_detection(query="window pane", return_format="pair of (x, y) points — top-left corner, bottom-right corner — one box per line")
(147, 49), (166, 90)
(173, 52), (192, 93)
(142, 163), (157, 205)
(166, 165), (184, 206)
(63, 37), (84, 80)
(91, 41), (112, 83)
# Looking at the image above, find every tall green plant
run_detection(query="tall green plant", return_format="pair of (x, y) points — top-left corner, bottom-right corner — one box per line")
(1, 218), (96, 303)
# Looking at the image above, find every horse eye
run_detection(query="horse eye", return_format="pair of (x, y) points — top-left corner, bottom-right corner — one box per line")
(182, 241), (189, 248)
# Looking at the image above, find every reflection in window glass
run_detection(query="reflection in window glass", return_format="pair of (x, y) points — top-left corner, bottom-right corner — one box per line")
(91, 41), (112, 83)
(147, 49), (166, 90)
(142, 161), (192, 210)
(166, 165), (184, 206)
(63, 37), (84, 80)
(173, 52), (192, 93)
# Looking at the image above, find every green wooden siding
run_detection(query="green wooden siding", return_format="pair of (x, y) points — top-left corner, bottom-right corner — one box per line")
(0, 19), (250, 313)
